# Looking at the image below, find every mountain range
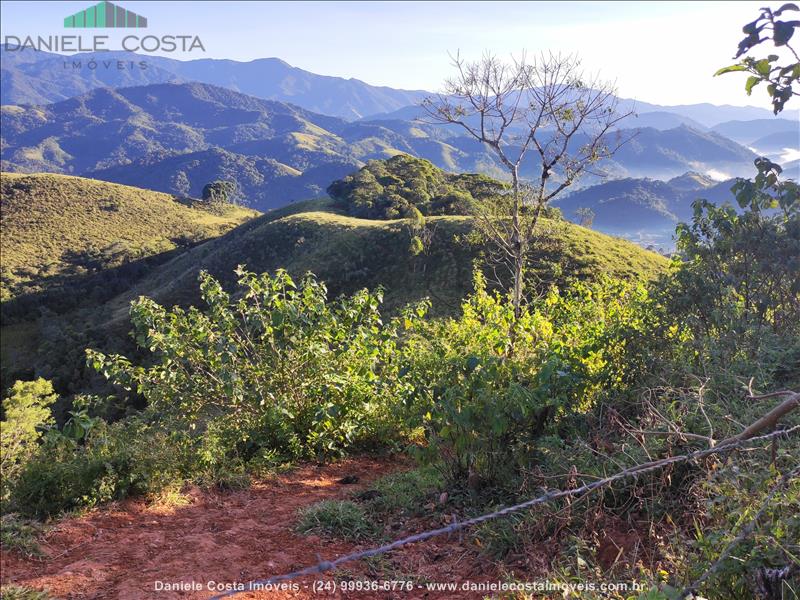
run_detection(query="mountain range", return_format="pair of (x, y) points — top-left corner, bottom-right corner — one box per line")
(1, 48), (428, 120)
(0, 81), (765, 212)
(1, 48), (796, 247)
(555, 172), (738, 248)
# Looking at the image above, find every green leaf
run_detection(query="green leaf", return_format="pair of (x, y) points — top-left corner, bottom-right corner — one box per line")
(773, 20), (797, 45)
(745, 76), (761, 95)
(714, 64), (748, 76)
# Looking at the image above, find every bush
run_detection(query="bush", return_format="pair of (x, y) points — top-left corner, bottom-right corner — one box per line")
(398, 272), (652, 486)
(0, 379), (56, 502)
(10, 417), (185, 519)
(88, 268), (415, 464)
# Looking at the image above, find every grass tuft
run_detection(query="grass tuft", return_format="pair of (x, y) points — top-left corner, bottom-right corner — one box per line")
(296, 500), (375, 540)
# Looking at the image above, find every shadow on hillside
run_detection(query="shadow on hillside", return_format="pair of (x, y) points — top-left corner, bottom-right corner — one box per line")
(1, 239), (208, 325)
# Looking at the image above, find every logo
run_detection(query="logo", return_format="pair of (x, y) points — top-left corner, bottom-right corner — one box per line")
(64, 1), (147, 29)
(3, 0), (205, 55)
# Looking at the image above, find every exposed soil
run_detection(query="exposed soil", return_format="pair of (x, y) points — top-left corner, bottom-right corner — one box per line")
(0, 456), (506, 600)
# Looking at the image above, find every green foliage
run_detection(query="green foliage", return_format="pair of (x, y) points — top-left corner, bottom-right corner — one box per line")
(9, 416), (185, 519)
(715, 4), (800, 114)
(201, 179), (239, 205)
(664, 158), (800, 386)
(0, 379), (56, 502)
(296, 500), (376, 540)
(327, 155), (504, 219)
(88, 268), (412, 462)
(398, 272), (652, 485)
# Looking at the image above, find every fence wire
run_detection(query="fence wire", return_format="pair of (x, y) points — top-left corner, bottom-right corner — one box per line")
(210, 425), (799, 599)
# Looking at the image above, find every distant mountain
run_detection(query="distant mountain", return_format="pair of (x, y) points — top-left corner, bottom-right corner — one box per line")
(710, 119), (798, 145)
(4, 48), (798, 125)
(603, 125), (756, 180)
(749, 131), (799, 154)
(555, 173), (736, 248)
(664, 171), (718, 191)
(624, 111), (708, 131)
(617, 102), (798, 128)
(0, 83), (761, 211)
(0, 48), (427, 120)
(371, 99), (799, 129)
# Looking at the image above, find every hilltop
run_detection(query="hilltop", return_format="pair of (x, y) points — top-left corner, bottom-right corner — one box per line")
(97, 199), (667, 326)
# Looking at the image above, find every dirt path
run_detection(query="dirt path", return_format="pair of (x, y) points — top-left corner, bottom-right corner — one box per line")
(1, 456), (500, 600)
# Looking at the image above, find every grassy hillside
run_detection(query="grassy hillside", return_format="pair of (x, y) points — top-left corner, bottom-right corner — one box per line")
(100, 204), (668, 324)
(0, 172), (257, 303)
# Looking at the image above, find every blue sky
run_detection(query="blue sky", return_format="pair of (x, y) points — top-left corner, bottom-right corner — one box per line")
(0, 1), (788, 107)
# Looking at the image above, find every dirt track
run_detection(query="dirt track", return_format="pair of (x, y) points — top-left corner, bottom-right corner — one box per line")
(1, 456), (503, 599)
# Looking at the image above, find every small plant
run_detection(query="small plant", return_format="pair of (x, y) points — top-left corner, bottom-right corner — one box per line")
(296, 500), (375, 540)
(359, 465), (442, 516)
(0, 514), (44, 557)
(0, 586), (51, 600)
(0, 379), (57, 501)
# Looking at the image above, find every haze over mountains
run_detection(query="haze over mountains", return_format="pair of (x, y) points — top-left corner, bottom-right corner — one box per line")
(1, 48), (428, 120)
(1, 48), (798, 246)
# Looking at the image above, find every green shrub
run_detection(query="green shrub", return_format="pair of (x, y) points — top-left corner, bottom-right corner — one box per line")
(88, 268), (416, 464)
(10, 418), (186, 519)
(0, 379), (57, 502)
(296, 500), (375, 540)
(398, 272), (652, 486)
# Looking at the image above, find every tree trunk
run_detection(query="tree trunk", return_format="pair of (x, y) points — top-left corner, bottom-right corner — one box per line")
(510, 168), (524, 319)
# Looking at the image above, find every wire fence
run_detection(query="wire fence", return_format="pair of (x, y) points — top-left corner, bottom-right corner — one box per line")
(210, 424), (799, 599)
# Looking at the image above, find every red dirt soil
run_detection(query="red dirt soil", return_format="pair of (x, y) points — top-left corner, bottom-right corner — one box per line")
(1, 456), (504, 600)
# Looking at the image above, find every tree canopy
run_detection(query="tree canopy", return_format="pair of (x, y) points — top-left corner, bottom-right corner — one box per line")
(327, 155), (504, 219)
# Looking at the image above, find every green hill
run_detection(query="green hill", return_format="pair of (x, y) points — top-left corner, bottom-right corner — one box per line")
(0, 172), (257, 304)
(99, 200), (668, 324)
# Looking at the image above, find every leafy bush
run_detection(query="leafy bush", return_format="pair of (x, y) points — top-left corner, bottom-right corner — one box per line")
(398, 272), (653, 486)
(657, 158), (800, 392)
(327, 154), (503, 219)
(10, 417), (185, 519)
(88, 268), (413, 464)
(0, 379), (56, 502)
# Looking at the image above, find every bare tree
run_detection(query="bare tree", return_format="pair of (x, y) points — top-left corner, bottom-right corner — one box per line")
(575, 206), (596, 228)
(422, 51), (632, 316)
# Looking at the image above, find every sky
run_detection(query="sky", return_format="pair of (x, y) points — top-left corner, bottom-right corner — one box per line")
(0, 0), (794, 108)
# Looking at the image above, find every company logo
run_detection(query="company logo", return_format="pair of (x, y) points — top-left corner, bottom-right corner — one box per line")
(64, 1), (147, 29)
(3, 0), (204, 55)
